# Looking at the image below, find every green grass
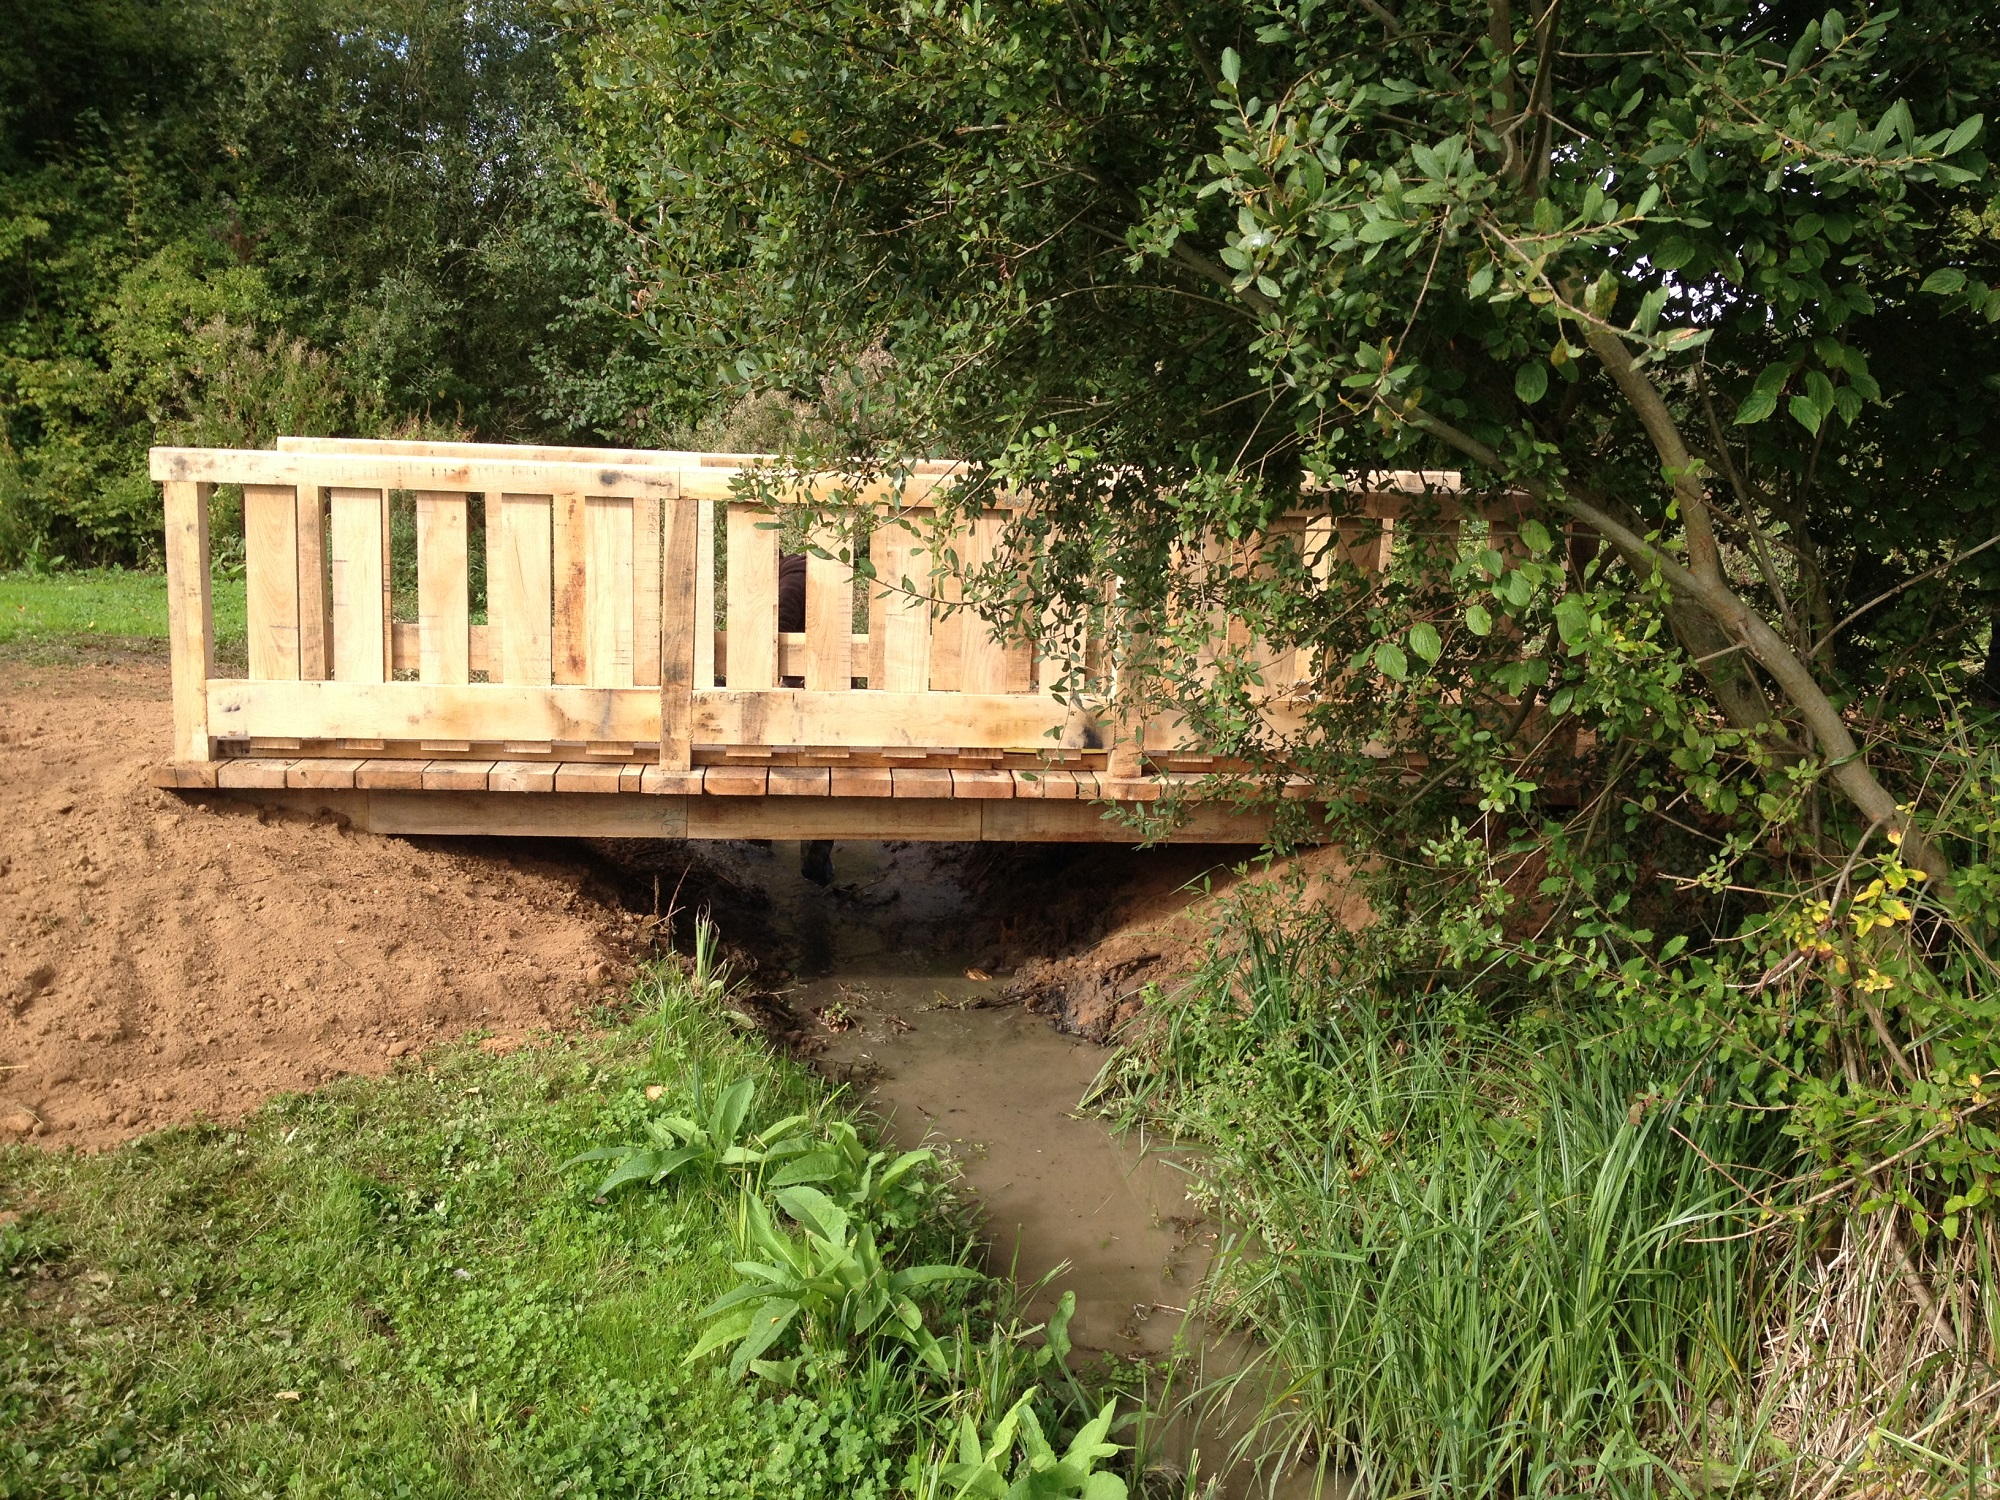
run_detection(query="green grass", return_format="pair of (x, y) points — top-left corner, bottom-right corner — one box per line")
(0, 568), (248, 655)
(1098, 926), (1812, 1499)
(0, 960), (1009, 1499)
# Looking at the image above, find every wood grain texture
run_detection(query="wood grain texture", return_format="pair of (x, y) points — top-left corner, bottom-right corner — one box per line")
(693, 500), (716, 689)
(686, 796), (980, 841)
(725, 506), (779, 688)
(583, 495), (635, 688)
(633, 494), (662, 686)
(285, 758), (364, 789)
(804, 548), (852, 691)
(554, 762), (623, 793)
(832, 766), (895, 797)
(164, 481), (215, 763)
(552, 490), (588, 684)
(244, 483), (300, 681)
(422, 760), (495, 791)
(415, 491), (470, 684)
(703, 765), (768, 796)
(869, 524), (932, 693)
(955, 515), (1032, 693)
(329, 487), (389, 683)
(215, 757), (294, 789)
(951, 768), (1014, 799)
(206, 679), (659, 744)
(494, 494), (553, 685)
(641, 766), (705, 795)
(488, 761), (558, 793)
(353, 758), (430, 790)
(658, 491), (700, 771)
(768, 766), (831, 796)
(691, 689), (1066, 751)
(296, 485), (331, 680)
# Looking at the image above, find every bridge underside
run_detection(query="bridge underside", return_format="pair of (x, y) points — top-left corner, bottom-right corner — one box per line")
(154, 759), (1301, 842)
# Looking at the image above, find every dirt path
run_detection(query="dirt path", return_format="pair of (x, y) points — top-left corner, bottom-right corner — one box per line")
(0, 658), (643, 1149)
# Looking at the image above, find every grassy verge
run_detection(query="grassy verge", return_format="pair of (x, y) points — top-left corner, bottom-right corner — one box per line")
(0, 945), (1121, 1499)
(0, 568), (248, 663)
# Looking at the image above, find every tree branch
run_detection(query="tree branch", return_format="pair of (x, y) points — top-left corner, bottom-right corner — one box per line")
(1400, 403), (1952, 886)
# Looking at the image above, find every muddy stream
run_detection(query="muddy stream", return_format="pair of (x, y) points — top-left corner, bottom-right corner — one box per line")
(603, 836), (1337, 1499)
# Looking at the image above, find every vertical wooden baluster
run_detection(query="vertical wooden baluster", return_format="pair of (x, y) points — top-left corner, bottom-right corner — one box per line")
(660, 492), (698, 771)
(725, 505), (779, 689)
(1257, 516), (1306, 685)
(415, 491), (469, 684)
(870, 521), (932, 693)
(244, 484), (301, 681)
(584, 496), (635, 688)
(928, 514), (966, 692)
(493, 494), (553, 685)
(694, 500), (716, 688)
(330, 486), (389, 682)
(804, 538), (853, 691)
(163, 479), (214, 763)
(551, 489), (587, 684)
(297, 485), (330, 680)
(633, 493), (662, 687)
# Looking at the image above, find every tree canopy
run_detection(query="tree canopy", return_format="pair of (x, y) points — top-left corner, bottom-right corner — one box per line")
(570, 0), (2000, 1202)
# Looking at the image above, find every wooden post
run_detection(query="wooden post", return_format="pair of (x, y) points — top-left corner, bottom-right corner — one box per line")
(660, 494), (698, 770)
(415, 491), (470, 684)
(296, 486), (331, 679)
(163, 479), (214, 762)
(244, 484), (301, 680)
(693, 500), (716, 689)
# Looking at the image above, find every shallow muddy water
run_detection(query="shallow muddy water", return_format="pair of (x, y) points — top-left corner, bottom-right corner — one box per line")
(670, 838), (1338, 1499)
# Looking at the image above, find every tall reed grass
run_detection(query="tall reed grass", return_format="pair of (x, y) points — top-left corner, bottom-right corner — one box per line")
(1100, 926), (1995, 1497)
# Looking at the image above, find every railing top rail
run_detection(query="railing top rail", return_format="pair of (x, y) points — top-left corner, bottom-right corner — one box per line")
(147, 447), (966, 502)
(274, 435), (969, 476)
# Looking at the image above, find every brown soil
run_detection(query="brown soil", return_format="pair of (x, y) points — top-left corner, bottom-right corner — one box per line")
(1007, 844), (1370, 1039)
(0, 658), (646, 1150)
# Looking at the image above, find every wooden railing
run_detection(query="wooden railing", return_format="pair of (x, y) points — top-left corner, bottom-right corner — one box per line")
(153, 438), (1501, 799)
(151, 439), (1120, 779)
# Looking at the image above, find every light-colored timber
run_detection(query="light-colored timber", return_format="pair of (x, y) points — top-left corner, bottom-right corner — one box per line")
(148, 438), (1511, 842)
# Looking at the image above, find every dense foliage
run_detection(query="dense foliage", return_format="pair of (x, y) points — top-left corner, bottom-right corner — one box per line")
(567, 0), (2000, 1482)
(0, 0), (674, 567)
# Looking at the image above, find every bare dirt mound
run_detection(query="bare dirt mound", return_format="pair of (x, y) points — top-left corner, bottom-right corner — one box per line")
(0, 659), (643, 1150)
(1007, 845), (1370, 1040)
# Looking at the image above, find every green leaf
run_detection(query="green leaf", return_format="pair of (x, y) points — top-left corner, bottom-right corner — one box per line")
(1219, 47), (1240, 87)
(1922, 268), (1967, 295)
(1408, 621), (1441, 662)
(1733, 387), (1778, 425)
(1465, 602), (1493, 636)
(1374, 640), (1408, 680)
(1788, 393), (1824, 435)
(1943, 114), (1984, 155)
(1515, 361), (1549, 404)
(1519, 518), (1553, 556)
(1553, 595), (1591, 645)
(1785, 20), (1820, 74)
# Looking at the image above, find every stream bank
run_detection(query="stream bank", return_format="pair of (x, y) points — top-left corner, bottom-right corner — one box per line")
(591, 835), (1341, 1499)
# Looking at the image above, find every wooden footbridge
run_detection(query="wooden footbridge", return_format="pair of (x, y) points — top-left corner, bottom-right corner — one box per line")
(149, 439), (1455, 843)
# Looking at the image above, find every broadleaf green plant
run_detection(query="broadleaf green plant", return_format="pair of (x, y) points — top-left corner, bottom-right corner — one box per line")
(939, 1387), (1128, 1500)
(689, 1185), (980, 1381)
(560, 1072), (810, 1197)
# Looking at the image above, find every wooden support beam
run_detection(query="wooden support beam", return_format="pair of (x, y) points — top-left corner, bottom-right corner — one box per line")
(244, 484), (300, 680)
(692, 690), (1066, 751)
(415, 491), (470, 684)
(206, 680), (658, 744)
(659, 489), (699, 771)
(163, 479), (214, 762)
